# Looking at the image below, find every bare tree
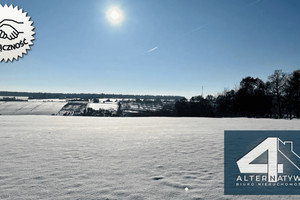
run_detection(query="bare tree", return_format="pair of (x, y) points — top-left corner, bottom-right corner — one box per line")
(268, 70), (287, 118)
(286, 70), (300, 119)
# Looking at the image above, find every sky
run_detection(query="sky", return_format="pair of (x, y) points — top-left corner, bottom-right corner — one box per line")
(0, 0), (300, 98)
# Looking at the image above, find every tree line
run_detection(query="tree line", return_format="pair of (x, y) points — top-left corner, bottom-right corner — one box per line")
(0, 91), (183, 101)
(174, 70), (300, 119)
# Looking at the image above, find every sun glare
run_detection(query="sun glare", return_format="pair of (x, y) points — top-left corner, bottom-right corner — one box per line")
(106, 6), (124, 25)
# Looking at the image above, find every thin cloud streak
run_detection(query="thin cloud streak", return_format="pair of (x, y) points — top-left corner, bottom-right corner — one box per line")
(147, 46), (158, 53)
(188, 25), (206, 34)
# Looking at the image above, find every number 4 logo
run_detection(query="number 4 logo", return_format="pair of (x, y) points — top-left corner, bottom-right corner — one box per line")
(237, 137), (300, 182)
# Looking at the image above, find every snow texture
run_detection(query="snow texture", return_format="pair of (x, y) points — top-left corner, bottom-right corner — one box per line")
(88, 102), (118, 111)
(0, 101), (67, 115)
(0, 116), (300, 199)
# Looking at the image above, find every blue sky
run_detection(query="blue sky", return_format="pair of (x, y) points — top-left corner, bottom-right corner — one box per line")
(0, 0), (300, 98)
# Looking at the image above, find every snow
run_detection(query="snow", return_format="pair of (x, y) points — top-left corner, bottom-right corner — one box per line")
(29, 99), (67, 102)
(0, 101), (67, 115)
(88, 102), (118, 111)
(0, 116), (300, 199)
(98, 98), (120, 102)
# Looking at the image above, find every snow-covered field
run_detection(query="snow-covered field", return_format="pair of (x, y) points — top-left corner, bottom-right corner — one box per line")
(88, 102), (118, 111)
(0, 116), (300, 200)
(28, 99), (67, 102)
(0, 101), (67, 115)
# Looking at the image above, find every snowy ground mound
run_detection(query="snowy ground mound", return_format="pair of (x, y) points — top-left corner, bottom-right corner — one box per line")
(0, 116), (300, 199)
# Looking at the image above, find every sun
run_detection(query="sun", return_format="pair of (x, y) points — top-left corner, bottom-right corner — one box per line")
(106, 6), (124, 25)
